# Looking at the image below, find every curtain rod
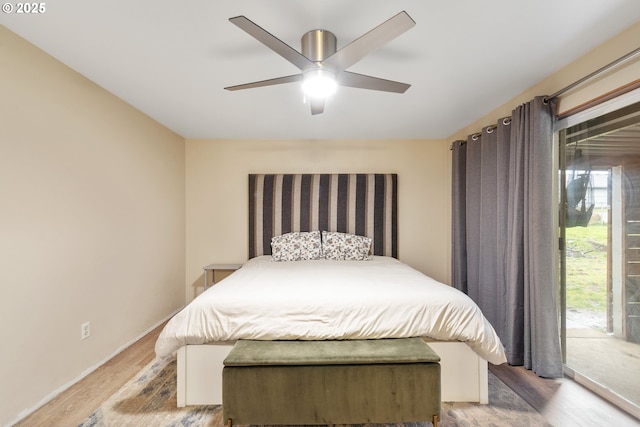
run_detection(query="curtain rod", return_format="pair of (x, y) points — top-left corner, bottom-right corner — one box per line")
(451, 47), (640, 150)
(469, 117), (512, 141)
(545, 46), (640, 102)
(449, 118), (512, 149)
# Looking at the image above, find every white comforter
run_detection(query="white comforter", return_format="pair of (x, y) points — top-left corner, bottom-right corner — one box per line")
(155, 256), (507, 365)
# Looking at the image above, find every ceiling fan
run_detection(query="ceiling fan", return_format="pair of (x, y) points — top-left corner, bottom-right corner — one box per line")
(224, 11), (416, 115)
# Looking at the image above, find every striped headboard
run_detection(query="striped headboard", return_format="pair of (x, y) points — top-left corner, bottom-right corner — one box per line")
(249, 174), (398, 259)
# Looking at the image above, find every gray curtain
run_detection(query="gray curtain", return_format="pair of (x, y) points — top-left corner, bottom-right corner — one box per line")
(451, 96), (562, 378)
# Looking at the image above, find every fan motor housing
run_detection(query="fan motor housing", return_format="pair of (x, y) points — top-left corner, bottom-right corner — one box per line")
(301, 30), (337, 62)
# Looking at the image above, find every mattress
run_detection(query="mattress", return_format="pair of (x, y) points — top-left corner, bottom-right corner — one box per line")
(155, 256), (507, 365)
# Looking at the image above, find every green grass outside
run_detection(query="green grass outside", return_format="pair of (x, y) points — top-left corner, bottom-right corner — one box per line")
(565, 223), (608, 312)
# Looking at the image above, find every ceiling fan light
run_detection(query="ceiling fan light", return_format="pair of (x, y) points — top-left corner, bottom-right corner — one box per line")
(302, 69), (337, 99)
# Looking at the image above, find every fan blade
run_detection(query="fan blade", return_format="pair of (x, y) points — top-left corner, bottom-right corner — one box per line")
(225, 74), (303, 91)
(310, 98), (325, 115)
(322, 11), (415, 72)
(230, 16), (316, 71)
(337, 71), (410, 93)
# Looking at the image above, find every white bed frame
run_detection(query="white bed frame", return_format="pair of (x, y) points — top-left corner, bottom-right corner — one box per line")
(175, 340), (489, 407)
(176, 175), (490, 407)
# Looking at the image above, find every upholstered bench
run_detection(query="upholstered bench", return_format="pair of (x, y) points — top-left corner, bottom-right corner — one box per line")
(222, 338), (441, 427)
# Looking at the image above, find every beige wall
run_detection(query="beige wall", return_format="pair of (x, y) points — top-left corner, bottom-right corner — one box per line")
(448, 21), (640, 142)
(0, 27), (186, 426)
(185, 138), (450, 302)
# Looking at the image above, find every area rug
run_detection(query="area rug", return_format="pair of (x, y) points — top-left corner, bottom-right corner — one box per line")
(79, 356), (552, 427)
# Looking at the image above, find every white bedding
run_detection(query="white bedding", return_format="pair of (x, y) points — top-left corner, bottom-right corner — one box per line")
(155, 256), (507, 365)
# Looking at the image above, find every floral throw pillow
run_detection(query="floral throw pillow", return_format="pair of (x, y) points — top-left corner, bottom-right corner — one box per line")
(321, 231), (372, 261)
(271, 231), (322, 261)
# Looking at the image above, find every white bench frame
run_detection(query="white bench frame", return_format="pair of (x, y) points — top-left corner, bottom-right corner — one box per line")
(175, 340), (488, 407)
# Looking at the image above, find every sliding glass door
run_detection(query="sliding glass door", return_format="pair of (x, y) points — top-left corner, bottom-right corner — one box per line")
(559, 101), (640, 414)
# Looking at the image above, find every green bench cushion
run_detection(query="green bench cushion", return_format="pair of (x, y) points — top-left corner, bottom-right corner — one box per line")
(223, 337), (440, 366)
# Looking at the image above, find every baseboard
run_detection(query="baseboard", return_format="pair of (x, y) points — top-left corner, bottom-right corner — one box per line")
(564, 364), (640, 420)
(6, 309), (181, 427)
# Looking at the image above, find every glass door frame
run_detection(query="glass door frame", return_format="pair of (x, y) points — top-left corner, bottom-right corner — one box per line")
(554, 88), (640, 417)
(557, 129), (567, 363)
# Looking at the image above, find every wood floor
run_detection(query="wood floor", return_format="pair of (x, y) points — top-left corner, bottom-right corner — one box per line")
(489, 364), (639, 426)
(14, 322), (166, 427)
(15, 323), (640, 427)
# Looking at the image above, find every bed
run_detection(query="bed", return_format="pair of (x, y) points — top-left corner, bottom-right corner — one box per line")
(155, 173), (507, 407)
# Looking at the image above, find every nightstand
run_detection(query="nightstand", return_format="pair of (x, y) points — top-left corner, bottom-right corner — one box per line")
(203, 263), (242, 290)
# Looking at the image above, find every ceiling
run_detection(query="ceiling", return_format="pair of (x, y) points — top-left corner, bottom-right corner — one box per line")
(2, 1), (640, 140)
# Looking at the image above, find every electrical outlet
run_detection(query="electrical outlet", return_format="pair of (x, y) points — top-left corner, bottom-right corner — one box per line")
(81, 322), (90, 340)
